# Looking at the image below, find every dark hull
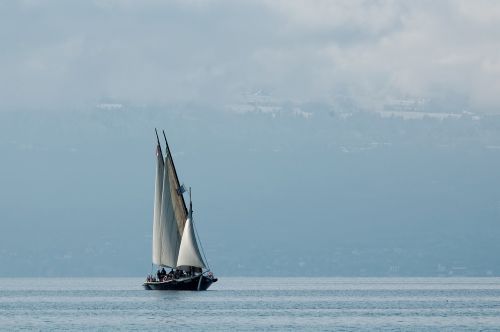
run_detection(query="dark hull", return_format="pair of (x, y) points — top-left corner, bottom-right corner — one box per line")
(143, 275), (216, 291)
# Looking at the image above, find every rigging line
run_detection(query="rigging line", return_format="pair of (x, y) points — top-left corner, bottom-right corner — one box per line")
(192, 216), (210, 270)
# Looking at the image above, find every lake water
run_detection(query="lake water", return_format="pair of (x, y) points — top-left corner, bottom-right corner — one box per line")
(1, 277), (499, 331)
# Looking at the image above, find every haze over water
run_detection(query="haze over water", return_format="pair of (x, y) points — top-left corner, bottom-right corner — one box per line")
(1, 107), (499, 277)
(1, 0), (500, 279)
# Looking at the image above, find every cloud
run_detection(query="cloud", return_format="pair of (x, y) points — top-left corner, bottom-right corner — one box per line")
(0, 0), (499, 112)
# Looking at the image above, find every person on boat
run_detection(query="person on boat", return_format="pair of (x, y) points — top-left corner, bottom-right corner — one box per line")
(156, 269), (161, 281)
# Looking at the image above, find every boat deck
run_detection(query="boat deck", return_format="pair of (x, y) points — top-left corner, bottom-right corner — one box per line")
(143, 274), (217, 291)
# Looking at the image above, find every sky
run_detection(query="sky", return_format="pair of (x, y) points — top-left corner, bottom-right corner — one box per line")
(1, 0), (500, 112)
(0, 1), (500, 277)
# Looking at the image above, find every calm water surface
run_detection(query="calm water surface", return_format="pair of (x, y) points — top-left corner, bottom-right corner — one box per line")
(0, 277), (499, 331)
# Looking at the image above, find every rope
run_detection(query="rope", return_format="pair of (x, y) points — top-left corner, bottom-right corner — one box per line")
(192, 216), (210, 271)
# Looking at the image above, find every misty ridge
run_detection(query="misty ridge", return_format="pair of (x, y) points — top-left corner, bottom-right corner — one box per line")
(1, 1), (500, 277)
(0, 96), (499, 277)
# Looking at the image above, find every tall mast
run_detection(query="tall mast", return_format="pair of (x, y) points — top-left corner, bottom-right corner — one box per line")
(189, 187), (193, 215)
(162, 130), (188, 215)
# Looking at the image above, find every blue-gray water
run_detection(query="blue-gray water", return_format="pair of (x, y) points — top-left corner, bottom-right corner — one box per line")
(1, 278), (500, 331)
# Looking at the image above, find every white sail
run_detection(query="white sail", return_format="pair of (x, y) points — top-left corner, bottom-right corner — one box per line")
(151, 143), (164, 265)
(177, 210), (206, 269)
(156, 154), (183, 267)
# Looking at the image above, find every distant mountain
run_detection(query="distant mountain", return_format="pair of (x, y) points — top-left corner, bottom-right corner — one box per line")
(0, 105), (499, 277)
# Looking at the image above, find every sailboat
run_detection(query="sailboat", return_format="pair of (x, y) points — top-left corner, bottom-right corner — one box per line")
(143, 129), (217, 291)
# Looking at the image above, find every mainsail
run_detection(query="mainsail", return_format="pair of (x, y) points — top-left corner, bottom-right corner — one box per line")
(165, 148), (188, 238)
(151, 135), (164, 266)
(151, 131), (189, 267)
(177, 205), (206, 269)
